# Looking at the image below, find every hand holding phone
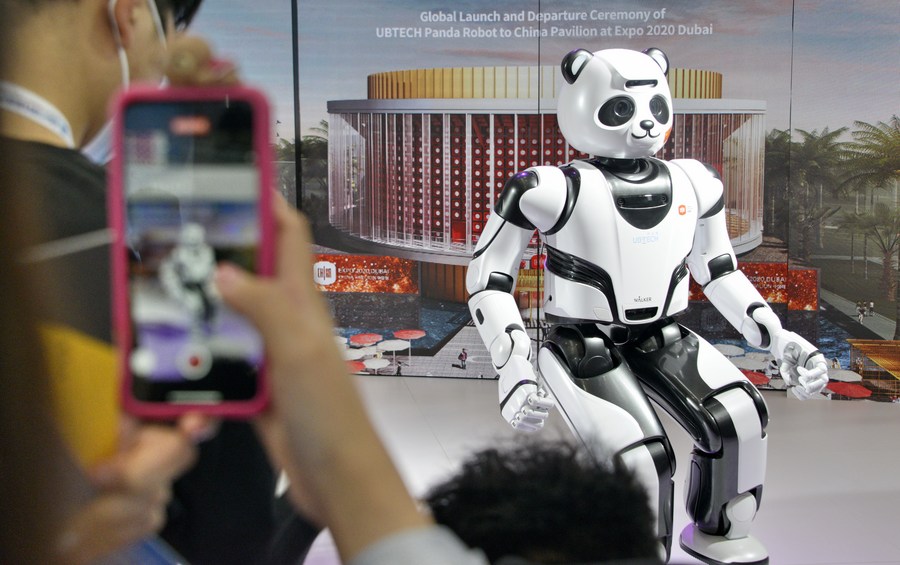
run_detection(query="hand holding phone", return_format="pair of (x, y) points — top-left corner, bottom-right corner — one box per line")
(109, 86), (273, 418)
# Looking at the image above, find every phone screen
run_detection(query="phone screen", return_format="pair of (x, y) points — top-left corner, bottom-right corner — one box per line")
(122, 99), (262, 404)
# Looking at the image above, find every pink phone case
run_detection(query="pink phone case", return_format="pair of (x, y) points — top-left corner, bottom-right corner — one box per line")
(109, 85), (273, 419)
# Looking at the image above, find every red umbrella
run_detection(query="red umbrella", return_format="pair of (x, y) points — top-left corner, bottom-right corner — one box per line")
(740, 370), (770, 386)
(393, 329), (426, 368)
(393, 329), (426, 340)
(346, 360), (366, 373)
(349, 333), (382, 346)
(826, 382), (872, 399)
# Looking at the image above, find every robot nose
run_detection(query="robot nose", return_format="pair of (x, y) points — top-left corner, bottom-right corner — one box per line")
(640, 120), (654, 132)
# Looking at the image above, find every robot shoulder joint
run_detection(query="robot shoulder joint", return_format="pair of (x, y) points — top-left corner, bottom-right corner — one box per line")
(494, 170), (539, 230)
(670, 158), (724, 217)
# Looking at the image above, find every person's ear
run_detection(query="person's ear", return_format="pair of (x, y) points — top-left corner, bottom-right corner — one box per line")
(109, 0), (140, 48)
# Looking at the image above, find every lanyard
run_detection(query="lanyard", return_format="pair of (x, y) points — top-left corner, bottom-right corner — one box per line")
(0, 80), (76, 149)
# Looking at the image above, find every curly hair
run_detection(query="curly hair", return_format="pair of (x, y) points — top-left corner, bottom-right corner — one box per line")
(425, 441), (660, 564)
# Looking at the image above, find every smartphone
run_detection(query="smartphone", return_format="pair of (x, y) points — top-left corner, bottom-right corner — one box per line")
(109, 86), (273, 418)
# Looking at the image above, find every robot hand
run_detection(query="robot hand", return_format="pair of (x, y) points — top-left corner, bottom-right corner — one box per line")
(497, 356), (555, 432)
(772, 330), (829, 400)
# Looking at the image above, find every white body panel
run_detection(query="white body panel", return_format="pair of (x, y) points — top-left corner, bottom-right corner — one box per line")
(538, 160), (698, 324)
(538, 347), (662, 526)
(714, 388), (767, 495)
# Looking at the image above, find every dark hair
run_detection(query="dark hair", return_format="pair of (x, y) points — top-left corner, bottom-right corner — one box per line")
(155, 0), (203, 30)
(425, 441), (660, 564)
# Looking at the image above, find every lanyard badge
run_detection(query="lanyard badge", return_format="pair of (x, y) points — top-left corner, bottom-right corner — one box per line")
(0, 80), (76, 148)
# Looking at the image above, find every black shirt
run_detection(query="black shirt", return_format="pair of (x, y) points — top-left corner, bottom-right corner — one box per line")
(4, 138), (316, 565)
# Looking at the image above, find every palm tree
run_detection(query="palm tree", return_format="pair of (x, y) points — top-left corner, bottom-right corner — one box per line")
(299, 119), (329, 221)
(835, 211), (868, 274)
(859, 203), (900, 300)
(788, 127), (847, 261)
(272, 137), (296, 204)
(300, 119), (328, 190)
(841, 116), (900, 211)
(840, 118), (900, 338)
(274, 137), (296, 162)
(764, 129), (792, 241)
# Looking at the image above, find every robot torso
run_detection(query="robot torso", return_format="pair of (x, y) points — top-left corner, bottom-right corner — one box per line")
(519, 158), (699, 326)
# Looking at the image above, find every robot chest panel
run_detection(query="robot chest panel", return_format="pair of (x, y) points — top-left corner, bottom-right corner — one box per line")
(178, 250), (213, 279)
(543, 168), (697, 297)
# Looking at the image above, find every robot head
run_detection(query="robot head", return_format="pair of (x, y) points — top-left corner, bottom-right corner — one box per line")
(179, 222), (206, 246)
(557, 47), (673, 159)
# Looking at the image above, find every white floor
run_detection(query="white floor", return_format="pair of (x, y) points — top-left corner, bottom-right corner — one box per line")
(303, 375), (900, 565)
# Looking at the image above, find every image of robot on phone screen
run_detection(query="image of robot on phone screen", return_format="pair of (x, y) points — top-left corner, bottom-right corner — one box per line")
(159, 222), (219, 339)
(465, 47), (828, 564)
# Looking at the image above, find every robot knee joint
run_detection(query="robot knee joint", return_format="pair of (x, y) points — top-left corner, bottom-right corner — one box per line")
(687, 387), (767, 537)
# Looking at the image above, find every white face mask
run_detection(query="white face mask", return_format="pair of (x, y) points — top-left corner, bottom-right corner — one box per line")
(83, 0), (167, 164)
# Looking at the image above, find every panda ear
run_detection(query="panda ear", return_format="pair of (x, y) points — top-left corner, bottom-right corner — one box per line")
(642, 47), (669, 76)
(561, 49), (593, 84)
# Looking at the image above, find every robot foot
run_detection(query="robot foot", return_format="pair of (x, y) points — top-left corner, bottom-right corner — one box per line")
(679, 524), (768, 565)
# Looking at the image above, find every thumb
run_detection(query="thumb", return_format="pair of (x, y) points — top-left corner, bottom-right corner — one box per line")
(214, 263), (273, 328)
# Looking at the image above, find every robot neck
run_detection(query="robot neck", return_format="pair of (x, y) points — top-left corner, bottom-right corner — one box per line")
(588, 157), (655, 182)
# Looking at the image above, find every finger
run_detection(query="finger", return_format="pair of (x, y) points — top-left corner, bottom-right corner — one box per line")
(272, 196), (314, 286)
(93, 426), (197, 491)
(527, 394), (555, 411)
(57, 494), (167, 563)
(196, 59), (239, 86)
(116, 415), (141, 450)
(778, 361), (795, 382)
(165, 35), (240, 87)
(127, 426), (198, 486)
(165, 35), (213, 85)
(176, 412), (220, 444)
(803, 375), (827, 394)
(512, 420), (541, 433)
(807, 365), (828, 380)
(214, 263), (278, 331)
(522, 408), (550, 422)
(520, 407), (549, 421)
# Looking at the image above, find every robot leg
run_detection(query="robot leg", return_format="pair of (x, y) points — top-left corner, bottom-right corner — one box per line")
(680, 387), (768, 565)
(539, 324), (675, 560)
(627, 322), (769, 565)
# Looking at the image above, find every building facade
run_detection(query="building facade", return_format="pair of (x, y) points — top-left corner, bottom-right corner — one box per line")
(327, 65), (765, 264)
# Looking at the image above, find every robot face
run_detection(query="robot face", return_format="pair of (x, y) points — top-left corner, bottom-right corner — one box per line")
(180, 222), (207, 246)
(557, 48), (673, 159)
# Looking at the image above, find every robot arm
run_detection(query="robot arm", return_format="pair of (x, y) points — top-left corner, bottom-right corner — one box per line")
(678, 159), (828, 399)
(466, 170), (557, 431)
(159, 253), (186, 303)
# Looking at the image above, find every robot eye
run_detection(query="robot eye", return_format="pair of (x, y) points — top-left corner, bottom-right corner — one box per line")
(598, 96), (634, 127)
(649, 95), (670, 124)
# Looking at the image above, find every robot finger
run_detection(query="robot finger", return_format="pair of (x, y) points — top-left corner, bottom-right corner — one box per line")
(778, 360), (798, 384)
(799, 373), (827, 395)
(527, 393), (555, 411)
(804, 360), (828, 380)
(520, 406), (550, 421)
(511, 417), (542, 433)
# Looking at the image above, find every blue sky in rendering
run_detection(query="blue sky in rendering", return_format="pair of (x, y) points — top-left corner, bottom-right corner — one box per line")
(192, 0), (898, 139)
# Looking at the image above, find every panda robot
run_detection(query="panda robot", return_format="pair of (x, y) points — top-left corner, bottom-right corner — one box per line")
(465, 47), (828, 564)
